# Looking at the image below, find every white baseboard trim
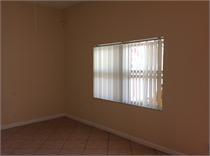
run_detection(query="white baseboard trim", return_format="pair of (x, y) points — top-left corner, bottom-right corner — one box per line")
(1, 113), (66, 130)
(65, 113), (184, 155)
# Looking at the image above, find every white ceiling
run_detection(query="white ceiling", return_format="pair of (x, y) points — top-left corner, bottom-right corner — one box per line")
(36, 1), (80, 9)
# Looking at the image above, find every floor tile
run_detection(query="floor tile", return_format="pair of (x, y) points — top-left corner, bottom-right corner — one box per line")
(1, 117), (168, 155)
(108, 148), (132, 155)
(47, 133), (69, 141)
(86, 139), (108, 149)
(35, 148), (60, 155)
(40, 140), (65, 149)
(84, 148), (107, 155)
(1, 148), (14, 155)
(59, 148), (84, 155)
(109, 139), (131, 149)
(62, 140), (86, 149)
(12, 148), (37, 155)
(15, 140), (43, 149)
(131, 142), (161, 155)
(2, 140), (25, 149)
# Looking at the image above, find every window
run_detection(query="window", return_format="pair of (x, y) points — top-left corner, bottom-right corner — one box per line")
(93, 37), (164, 110)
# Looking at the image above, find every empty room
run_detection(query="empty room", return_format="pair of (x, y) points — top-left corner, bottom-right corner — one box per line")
(1, 1), (209, 155)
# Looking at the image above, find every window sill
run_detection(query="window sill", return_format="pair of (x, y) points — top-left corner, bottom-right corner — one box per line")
(93, 97), (163, 112)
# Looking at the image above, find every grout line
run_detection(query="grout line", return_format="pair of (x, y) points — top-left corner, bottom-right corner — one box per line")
(129, 140), (133, 155)
(58, 135), (69, 154)
(107, 132), (110, 155)
(32, 123), (60, 154)
(56, 122), (78, 154)
(82, 126), (93, 154)
(23, 124), (46, 154)
(32, 130), (52, 154)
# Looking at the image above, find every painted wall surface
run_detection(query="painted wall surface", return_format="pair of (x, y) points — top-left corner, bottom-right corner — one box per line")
(64, 2), (209, 154)
(2, 2), (66, 125)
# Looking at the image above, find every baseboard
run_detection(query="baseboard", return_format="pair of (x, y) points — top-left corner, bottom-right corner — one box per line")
(1, 113), (66, 130)
(65, 113), (184, 155)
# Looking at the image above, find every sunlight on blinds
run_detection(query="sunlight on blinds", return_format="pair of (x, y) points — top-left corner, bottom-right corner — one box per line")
(93, 38), (164, 110)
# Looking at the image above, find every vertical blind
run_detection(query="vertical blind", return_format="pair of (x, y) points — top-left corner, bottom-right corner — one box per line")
(93, 38), (164, 110)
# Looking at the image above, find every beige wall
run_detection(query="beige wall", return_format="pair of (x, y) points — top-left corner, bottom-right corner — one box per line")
(64, 2), (209, 154)
(2, 2), (66, 125)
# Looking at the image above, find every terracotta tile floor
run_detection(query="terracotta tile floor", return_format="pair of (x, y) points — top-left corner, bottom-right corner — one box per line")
(1, 117), (167, 155)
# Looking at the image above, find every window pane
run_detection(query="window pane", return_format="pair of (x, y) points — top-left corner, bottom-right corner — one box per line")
(93, 38), (164, 110)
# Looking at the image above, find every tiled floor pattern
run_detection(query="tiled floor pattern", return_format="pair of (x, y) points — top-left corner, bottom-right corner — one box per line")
(1, 117), (167, 155)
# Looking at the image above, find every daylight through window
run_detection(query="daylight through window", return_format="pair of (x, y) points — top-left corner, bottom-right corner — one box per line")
(93, 38), (164, 110)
